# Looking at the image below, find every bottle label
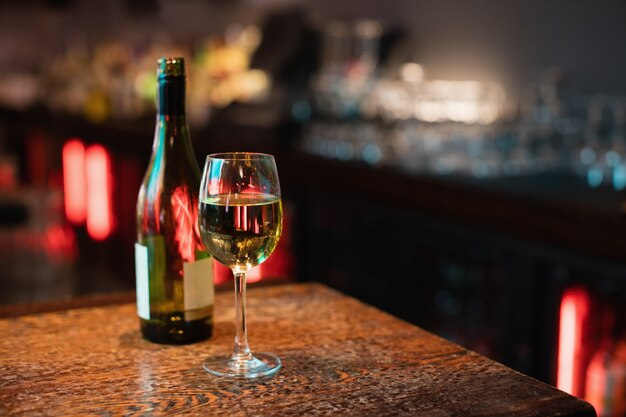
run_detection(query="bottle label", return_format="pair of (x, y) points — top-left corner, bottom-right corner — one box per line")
(183, 256), (214, 319)
(135, 241), (214, 321)
(135, 243), (151, 320)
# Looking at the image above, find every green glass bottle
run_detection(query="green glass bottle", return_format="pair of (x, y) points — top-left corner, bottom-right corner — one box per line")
(135, 57), (214, 344)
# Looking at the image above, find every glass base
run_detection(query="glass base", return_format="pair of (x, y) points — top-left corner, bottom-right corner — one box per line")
(203, 352), (281, 379)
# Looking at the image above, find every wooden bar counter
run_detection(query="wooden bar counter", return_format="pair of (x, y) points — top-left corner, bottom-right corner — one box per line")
(0, 283), (595, 416)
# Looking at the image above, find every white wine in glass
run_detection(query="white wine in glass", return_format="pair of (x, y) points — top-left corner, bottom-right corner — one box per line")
(198, 152), (283, 378)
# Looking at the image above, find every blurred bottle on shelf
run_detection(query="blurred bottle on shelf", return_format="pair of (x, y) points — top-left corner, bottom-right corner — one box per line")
(302, 51), (626, 193)
(312, 19), (382, 120)
(0, 25), (269, 126)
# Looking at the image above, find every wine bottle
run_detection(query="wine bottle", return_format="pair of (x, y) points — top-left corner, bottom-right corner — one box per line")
(135, 57), (214, 344)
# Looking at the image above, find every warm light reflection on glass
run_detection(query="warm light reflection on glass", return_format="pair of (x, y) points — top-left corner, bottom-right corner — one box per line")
(234, 205), (241, 230)
(213, 261), (262, 284)
(171, 186), (195, 263)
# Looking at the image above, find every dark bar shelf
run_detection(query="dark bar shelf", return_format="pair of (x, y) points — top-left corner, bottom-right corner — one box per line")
(277, 152), (626, 265)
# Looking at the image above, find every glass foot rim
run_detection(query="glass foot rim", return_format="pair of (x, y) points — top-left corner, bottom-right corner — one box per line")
(203, 352), (281, 379)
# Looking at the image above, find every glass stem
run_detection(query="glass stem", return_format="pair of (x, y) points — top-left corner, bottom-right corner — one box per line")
(232, 271), (252, 362)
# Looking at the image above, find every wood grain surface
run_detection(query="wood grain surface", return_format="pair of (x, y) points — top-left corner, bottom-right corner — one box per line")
(0, 283), (595, 417)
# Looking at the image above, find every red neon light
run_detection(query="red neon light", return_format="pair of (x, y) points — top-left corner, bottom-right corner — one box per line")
(585, 307), (621, 415)
(557, 287), (589, 396)
(44, 224), (78, 262)
(62, 139), (86, 223)
(86, 145), (114, 240)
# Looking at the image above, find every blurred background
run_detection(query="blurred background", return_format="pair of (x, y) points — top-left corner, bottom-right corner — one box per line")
(1, 0), (625, 414)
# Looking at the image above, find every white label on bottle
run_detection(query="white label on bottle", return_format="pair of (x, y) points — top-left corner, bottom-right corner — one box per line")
(184, 256), (214, 312)
(135, 243), (150, 320)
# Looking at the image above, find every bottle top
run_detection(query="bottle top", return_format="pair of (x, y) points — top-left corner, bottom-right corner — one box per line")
(157, 57), (185, 79)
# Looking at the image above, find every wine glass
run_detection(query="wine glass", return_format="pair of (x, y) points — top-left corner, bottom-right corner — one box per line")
(198, 152), (283, 378)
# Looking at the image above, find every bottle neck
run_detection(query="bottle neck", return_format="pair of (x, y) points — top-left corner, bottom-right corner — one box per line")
(152, 76), (198, 169)
(153, 115), (192, 157)
(157, 77), (186, 116)
(154, 76), (190, 151)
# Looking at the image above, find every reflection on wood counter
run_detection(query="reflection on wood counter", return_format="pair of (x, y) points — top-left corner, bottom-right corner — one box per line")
(0, 283), (595, 416)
